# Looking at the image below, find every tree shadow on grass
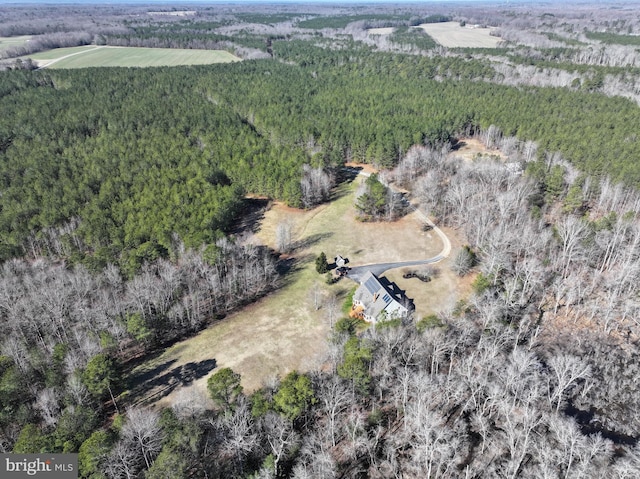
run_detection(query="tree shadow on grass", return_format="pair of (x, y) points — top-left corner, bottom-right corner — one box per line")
(292, 232), (333, 252)
(229, 198), (270, 236)
(328, 166), (362, 202)
(450, 139), (467, 151)
(276, 253), (316, 289)
(127, 358), (218, 406)
(337, 166), (362, 183)
(128, 358), (177, 387)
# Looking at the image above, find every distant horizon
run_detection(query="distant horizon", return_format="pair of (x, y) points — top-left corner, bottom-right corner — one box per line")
(0, 0), (609, 5)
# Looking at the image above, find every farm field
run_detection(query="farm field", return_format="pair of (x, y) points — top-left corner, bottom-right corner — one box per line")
(128, 173), (461, 409)
(0, 35), (31, 50)
(417, 21), (502, 48)
(28, 45), (240, 68)
(368, 27), (394, 35)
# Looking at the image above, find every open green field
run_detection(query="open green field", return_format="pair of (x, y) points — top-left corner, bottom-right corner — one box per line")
(0, 35), (31, 50)
(28, 46), (240, 69)
(27, 45), (94, 60)
(127, 173), (461, 409)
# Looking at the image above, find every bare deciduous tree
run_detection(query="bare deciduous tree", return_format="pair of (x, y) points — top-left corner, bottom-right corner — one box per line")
(301, 165), (335, 209)
(261, 411), (299, 477)
(547, 355), (591, 413)
(275, 220), (293, 254)
(121, 407), (164, 470)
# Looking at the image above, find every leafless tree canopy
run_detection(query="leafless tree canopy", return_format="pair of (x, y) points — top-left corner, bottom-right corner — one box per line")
(300, 164), (335, 209)
(4, 2), (640, 477)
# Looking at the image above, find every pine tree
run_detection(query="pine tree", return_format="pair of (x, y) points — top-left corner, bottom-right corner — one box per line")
(315, 252), (328, 274)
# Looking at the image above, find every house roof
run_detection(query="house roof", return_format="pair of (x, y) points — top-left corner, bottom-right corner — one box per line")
(354, 271), (409, 322)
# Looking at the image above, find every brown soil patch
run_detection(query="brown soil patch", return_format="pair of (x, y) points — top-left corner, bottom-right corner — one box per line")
(451, 138), (506, 162)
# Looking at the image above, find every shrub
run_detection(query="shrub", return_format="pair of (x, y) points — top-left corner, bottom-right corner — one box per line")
(472, 272), (492, 294)
(451, 245), (476, 276)
(417, 314), (443, 332)
(335, 317), (358, 335)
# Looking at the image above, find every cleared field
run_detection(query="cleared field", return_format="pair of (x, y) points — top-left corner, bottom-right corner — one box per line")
(0, 35), (31, 50)
(28, 46), (240, 69)
(368, 27), (394, 35)
(417, 22), (502, 48)
(128, 174), (460, 409)
(28, 46), (96, 60)
(453, 138), (506, 162)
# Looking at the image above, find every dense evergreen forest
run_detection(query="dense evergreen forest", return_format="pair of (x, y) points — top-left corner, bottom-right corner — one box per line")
(5, 44), (640, 269)
(0, 67), (310, 271)
(5, 2), (640, 478)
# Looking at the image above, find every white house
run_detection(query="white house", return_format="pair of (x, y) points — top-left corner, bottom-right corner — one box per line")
(352, 271), (410, 323)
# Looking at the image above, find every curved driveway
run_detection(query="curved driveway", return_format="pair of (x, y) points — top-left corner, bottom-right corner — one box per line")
(36, 46), (104, 70)
(345, 169), (451, 283)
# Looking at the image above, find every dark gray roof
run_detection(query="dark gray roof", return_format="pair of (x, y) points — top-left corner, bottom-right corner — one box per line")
(364, 274), (380, 295)
(354, 271), (408, 322)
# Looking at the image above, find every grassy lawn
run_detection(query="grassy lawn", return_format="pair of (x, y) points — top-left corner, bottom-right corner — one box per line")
(127, 174), (460, 408)
(385, 225), (472, 321)
(28, 46), (240, 68)
(0, 35), (31, 50)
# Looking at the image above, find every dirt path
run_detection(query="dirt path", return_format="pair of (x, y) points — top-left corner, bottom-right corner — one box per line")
(346, 169), (452, 283)
(36, 45), (104, 69)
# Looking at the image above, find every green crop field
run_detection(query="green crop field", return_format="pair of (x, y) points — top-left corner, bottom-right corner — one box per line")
(28, 45), (95, 60)
(28, 46), (241, 68)
(0, 35), (31, 50)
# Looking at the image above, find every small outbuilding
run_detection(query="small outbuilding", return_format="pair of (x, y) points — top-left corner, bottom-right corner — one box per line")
(335, 255), (347, 268)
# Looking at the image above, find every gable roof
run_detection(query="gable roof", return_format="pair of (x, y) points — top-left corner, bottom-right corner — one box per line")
(354, 271), (409, 322)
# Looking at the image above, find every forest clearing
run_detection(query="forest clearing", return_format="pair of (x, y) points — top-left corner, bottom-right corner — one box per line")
(128, 170), (459, 409)
(6, 2), (640, 476)
(0, 35), (31, 50)
(417, 21), (502, 48)
(453, 137), (507, 162)
(27, 45), (240, 68)
(367, 27), (394, 35)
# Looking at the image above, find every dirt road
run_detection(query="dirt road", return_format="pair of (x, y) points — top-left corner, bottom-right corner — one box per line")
(36, 46), (104, 69)
(345, 168), (452, 283)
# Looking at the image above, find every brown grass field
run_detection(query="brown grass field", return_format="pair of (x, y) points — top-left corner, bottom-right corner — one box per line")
(417, 22), (502, 48)
(127, 171), (470, 409)
(385, 225), (471, 321)
(453, 138), (507, 162)
(367, 27), (394, 35)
